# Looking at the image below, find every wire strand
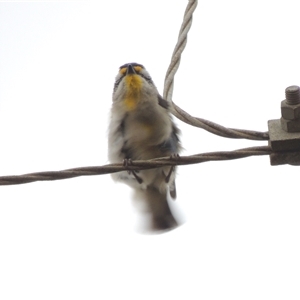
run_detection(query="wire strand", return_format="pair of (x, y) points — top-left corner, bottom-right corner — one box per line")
(163, 0), (268, 141)
(0, 146), (271, 186)
(0, 1), (273, 187)
(171, 103), (269, 140)
(163, 0), (198, 102)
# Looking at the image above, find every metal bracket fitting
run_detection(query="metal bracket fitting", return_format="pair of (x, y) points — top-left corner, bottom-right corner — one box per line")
(268, 85), (300, 165)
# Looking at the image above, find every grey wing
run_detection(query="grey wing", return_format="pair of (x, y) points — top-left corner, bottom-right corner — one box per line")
(159, 124), (181, 155)
(159, 124), (181, 200)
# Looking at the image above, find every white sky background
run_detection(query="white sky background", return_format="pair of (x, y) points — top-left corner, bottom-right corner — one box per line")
(1, 0), (300, 299)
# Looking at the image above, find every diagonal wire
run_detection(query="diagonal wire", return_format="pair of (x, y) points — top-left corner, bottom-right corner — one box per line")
(163, 0), (268, 141)
(172, 103), (269, 140)
(0, 1), (273, 188)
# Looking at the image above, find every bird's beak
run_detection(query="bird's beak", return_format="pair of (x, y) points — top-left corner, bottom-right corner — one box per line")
(126, 64), (136, 75)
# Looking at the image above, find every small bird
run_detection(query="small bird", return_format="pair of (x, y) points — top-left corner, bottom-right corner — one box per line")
(108, 63), (182, 232)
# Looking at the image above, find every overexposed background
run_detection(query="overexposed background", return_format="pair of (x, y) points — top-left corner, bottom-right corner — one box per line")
(1, 1), (300, 299)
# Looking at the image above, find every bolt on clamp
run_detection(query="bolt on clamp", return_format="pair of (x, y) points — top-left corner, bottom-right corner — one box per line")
(268, 85), (300, 165)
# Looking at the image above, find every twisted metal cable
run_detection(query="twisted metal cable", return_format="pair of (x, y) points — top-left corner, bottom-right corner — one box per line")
(0, 146), (271, 186)
(172, 103), (269, 140)
(163, 0), (268, 141)
(0, 1), (273, 187)
(163, 0), (198, 102)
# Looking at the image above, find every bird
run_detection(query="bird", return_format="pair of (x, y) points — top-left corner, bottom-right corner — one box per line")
(108, 62), (182, 232)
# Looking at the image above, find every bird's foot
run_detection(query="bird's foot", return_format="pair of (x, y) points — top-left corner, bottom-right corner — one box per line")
(165, 154), (180, 183)
(123, 158), (143, 184)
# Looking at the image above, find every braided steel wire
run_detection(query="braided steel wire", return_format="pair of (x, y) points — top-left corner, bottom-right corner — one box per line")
(0, 146), (271, 186)
(0, 0), (272, 187)
(163, 0), (268, 141)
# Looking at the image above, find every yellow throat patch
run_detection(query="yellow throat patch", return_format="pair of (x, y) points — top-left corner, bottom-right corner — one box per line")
(123, 74), (142, 111)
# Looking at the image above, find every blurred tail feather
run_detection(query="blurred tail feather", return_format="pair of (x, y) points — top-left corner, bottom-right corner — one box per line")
(133, 187), (180, 233)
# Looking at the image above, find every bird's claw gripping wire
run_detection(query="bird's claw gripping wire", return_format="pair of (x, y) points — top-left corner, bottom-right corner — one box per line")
(123, 158), (143, 184)
(165, 154), (180, 183)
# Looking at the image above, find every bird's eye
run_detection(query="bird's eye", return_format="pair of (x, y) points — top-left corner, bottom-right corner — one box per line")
(133, 66), (142, 72)
(120, 68), (127, 75)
